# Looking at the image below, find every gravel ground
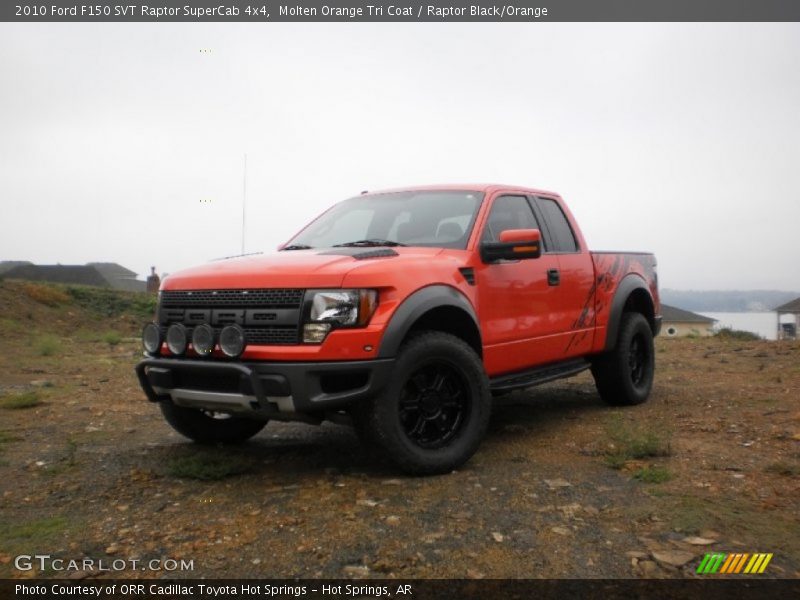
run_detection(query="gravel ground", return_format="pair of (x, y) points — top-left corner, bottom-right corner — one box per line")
(0, 290), (798, 579)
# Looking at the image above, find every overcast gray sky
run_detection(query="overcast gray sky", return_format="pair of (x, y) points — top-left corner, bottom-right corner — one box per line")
(1, 23), (799, 290)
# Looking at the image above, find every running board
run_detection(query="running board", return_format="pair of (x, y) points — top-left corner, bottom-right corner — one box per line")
(489, 358), (590, 392)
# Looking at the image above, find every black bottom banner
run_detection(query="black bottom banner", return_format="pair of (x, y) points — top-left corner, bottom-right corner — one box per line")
(3, 579), (800, 600)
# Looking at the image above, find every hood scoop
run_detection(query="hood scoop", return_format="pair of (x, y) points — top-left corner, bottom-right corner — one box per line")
(320, 248), (399, 260)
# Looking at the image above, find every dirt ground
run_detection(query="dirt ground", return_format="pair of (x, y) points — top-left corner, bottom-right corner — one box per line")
(0, 280), (799, 579)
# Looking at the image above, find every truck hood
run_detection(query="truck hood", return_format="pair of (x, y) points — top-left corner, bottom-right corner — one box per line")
(162, 247), (446, 290)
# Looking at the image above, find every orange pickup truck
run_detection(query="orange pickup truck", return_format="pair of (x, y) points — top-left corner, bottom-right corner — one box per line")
(136, 184), (660, 474)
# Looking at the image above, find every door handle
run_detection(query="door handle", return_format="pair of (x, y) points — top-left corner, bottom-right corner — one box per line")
(547, 268), (560, 286)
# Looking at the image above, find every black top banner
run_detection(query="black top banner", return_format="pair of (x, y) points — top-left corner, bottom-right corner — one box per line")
(4, 0), (800, 22)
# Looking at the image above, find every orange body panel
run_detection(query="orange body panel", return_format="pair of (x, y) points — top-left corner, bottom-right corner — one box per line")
(589, 252), (660, 354)
(157, 185), (658, 377)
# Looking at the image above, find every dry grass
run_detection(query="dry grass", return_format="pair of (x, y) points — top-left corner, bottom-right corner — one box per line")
(102, 331), (122, 346)
(165, 451), (255, 481)
(604, 417), (672, 470)
(765, 462), (800, 477)
(35, 334), (62, 356)
(633, 465), (672, 483)
(21, 282), (71, 307)
(0, 391), (42, 409)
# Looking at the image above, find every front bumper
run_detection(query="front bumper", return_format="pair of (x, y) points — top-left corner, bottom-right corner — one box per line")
(135, 357), (394, 416)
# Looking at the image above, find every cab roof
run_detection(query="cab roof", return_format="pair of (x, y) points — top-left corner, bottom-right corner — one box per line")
(362, 183), (561, 198)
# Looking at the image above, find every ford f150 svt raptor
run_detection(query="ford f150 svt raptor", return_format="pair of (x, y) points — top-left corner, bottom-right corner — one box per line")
(136, 185), (660, 474)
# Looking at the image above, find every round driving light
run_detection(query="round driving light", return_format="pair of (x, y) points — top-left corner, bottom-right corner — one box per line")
(219, 324), (246, 358)
(166, 323), (188, 355)
(192, 324), (215, 356)
(142, 323), (161, 355)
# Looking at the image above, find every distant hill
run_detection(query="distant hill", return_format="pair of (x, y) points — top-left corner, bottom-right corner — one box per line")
(0, 261), (145, 292)
(660, 289), (800, 312)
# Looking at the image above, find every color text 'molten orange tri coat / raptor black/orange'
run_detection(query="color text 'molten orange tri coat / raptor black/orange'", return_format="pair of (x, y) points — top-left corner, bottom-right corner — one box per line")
(136, 184), (660, 474)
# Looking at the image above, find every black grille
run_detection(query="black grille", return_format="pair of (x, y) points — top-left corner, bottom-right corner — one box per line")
(161, 289), (304, 308)
(242, 327), (299, 345)
(159, 326), (299, 346)
(158, 288), (304, 347)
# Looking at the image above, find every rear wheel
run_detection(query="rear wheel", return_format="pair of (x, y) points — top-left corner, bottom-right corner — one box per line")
(358, 331), (491, 475)
(591, 312), (655, 406)
(159, 400), (267, 444)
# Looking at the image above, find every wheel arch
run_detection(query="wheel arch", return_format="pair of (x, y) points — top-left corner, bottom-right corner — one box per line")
(377, 285), (482, 359)
(604, 275), (656, 351)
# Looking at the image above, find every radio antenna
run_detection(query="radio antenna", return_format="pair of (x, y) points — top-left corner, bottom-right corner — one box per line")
(241, 153), (247, 254)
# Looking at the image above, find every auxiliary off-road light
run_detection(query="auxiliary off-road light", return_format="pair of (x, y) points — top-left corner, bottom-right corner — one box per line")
(219, 324), (246, 358)
(191, 324), (215, 356)
(142, 322), (161, 355)
(303, 323), (332, 344)
(166, 323), (188, 356)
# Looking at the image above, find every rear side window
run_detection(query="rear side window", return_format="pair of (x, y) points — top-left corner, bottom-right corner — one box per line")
(537, 198), (578, 252)
(481, 195), (540, 242)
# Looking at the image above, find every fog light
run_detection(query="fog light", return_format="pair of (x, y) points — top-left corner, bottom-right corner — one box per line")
(303, 323), (332, 344)
(166, 323), (188, 355)
(142, 322), (161, 355)
(192, 324), (215, 356)
(219, 324), (246, 358)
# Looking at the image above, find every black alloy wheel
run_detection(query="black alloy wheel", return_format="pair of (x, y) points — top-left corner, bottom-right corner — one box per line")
(591, 311), (655, 406)
(628, 334), (648, 387)
(353, 331), (492, 475)
(399, 361), (471, 449)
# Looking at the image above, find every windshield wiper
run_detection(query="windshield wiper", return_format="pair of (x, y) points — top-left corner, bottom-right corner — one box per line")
(333, 239), (406, 248)
(281, 244), (314, 251)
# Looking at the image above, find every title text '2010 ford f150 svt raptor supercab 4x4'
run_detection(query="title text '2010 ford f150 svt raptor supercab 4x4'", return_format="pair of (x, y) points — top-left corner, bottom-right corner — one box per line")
(136, 184), (660, 474)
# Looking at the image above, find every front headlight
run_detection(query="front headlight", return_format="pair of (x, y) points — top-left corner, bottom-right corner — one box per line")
(304, 289), (378, 343)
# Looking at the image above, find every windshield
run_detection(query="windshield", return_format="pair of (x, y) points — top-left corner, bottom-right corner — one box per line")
(285, 191), (484, 250)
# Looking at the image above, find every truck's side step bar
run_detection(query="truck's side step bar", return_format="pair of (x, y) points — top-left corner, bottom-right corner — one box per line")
(489, 358), (590, 392)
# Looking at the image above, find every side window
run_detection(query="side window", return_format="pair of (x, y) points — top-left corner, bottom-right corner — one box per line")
(481, 195), (540, 243)
(537, 198), (578, 252)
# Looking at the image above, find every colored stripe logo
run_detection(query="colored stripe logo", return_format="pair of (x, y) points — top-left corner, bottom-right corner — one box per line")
(696, 553), (773, 574)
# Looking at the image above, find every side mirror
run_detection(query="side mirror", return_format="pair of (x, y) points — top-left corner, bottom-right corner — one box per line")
(480, 229), (542, 263)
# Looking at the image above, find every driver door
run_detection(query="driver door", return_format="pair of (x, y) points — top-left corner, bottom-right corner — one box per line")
(475, 194), (564, 375)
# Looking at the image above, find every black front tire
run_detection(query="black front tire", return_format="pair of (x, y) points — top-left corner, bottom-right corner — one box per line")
(591, 312), (655, 406)
(358, 331), (491, 475)
(160, 400), (267, 444)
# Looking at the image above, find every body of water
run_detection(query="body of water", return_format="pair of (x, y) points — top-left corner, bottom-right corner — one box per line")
(699, 311), (789, 341)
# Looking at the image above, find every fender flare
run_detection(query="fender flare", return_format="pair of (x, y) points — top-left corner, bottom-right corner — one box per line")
(377, 285), (479, 358)
(604, 274), (654, 351)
